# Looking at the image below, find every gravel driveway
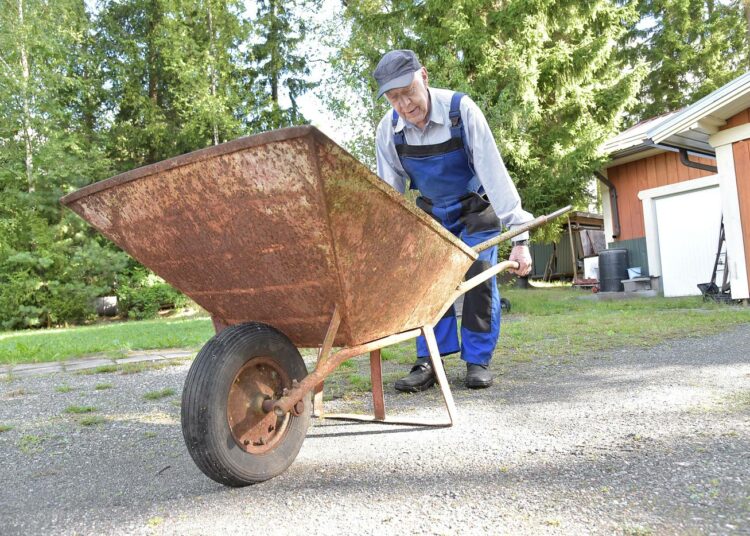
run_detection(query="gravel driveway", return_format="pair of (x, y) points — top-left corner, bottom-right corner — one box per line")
(1, 324), (749, 535)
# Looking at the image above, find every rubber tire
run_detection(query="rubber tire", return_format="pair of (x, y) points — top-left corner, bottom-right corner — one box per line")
(181, 322), (311, 487)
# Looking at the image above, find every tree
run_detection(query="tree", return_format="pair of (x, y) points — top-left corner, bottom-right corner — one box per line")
(331, 1), (644, 220)
(0, 0), (127, 328)
(97, 0), (252, 170)
(624, 0), (748, 119)
(250, 0), (318, 130)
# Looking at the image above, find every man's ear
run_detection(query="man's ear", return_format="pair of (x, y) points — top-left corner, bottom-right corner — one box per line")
(420, 67), (429, 87)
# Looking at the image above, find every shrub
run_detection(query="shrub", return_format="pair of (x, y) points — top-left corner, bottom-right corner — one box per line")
(116, 268), (188, 320)
(0, 208), (128, 329)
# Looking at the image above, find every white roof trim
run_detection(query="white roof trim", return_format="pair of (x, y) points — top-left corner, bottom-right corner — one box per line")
(602, 71), (750, 160)
(648, 71), (750, 144)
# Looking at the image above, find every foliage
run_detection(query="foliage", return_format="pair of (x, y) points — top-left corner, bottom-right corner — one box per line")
(0, 0), (318, 330)
(250, 0), (319, 130)
(116, 268), (189, 320)
(0, 201), (129, 329)
(97, 0), (254, 169)
(1, 0), (748, 332)
(623, 0), (749, 120)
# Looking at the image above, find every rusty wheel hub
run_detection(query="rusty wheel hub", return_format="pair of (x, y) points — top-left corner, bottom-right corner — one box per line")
(227, 357), (291, 454)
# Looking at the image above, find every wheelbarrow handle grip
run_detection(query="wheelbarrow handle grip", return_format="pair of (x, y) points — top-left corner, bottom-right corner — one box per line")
(472, 205), (573, 254)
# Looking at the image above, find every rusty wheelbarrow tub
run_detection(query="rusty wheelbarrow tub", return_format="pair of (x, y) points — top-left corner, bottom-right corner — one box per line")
(61, 126), (570, 486)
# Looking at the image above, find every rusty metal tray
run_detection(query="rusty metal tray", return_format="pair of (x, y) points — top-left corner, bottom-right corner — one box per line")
(61, 126), (477, 348)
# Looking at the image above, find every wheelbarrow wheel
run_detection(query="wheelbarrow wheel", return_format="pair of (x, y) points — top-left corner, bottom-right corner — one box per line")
(181, 322), (311, 486)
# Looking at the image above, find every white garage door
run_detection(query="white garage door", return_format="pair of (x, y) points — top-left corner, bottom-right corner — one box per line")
(654, 186), (722, 297)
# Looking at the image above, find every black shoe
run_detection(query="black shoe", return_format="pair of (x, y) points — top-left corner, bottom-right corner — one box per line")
(394, 358), (436, 393)
(465, 363), (493, 389)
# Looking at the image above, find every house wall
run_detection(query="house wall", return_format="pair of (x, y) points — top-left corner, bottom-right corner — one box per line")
(718, 106), (750, 296)
(722, 109), (750, 129)
(606, 151), (716, 241)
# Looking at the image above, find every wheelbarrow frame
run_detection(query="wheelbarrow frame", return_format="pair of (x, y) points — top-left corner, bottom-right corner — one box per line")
(262, 207), (571, 427)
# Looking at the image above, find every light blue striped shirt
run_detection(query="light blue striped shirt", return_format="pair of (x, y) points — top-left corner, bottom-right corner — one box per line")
(375, 87), (533, 241)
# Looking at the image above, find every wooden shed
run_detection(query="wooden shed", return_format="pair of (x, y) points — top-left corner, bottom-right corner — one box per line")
(599, 72), (750, 299)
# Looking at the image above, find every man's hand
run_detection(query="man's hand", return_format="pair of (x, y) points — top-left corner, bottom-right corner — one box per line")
(508, 244), (532, 276)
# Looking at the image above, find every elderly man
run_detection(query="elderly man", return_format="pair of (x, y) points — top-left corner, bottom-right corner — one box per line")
(373, 49), (534, 391)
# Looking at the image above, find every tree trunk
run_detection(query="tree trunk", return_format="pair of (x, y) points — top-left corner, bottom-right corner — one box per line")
(207, 0), (219, 145)
(270, 0), (279, 103)
(18, 0), (34, 193)
(146, 4), (161, 162)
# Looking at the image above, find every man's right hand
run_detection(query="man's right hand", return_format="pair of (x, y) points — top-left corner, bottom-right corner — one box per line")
(509, 244), (532, 276)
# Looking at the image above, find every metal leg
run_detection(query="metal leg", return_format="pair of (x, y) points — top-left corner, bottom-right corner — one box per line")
(370, 349), (386, 420)
(422, 324), (457, 425)
(312, 306), (340, 418)
(321, 325), (455, 428)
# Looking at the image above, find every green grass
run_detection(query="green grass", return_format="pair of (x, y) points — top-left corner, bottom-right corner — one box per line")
(494, 288), (750, 363)
(65, 405), (96, 414)
(0, 316), (213, 364)
(19, 434), (44, 454)
(94, 383), (113, 391)
(79, 415), (106, 426)
(143, 388), (175, 400)
(55, 384), (73, 393)
(1, 287), (749, 381)
(0, 424), (13, 433)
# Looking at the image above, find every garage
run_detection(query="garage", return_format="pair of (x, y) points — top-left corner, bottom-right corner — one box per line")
(652, 185), (722, 297)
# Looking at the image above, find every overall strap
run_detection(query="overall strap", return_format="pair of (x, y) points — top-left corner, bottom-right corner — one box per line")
(449, 92), (465, 137)
(392, 110), (406, 146)
(449, 92), (476, 176)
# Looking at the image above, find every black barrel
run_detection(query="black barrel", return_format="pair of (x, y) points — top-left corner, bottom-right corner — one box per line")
(599, 248), (629, 292)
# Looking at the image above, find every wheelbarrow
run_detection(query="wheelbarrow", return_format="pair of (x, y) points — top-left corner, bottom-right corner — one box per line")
(61, 126), (570, 486)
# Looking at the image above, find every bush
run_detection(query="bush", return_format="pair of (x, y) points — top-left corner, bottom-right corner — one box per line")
(0, 208), (129, 329)
(116, 269), (188, 320)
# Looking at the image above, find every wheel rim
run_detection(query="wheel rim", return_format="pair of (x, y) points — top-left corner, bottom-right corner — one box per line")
(227, 356), (292, 454)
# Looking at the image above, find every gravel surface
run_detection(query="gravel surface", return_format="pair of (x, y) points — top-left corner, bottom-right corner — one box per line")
(1, 325), (749, 535)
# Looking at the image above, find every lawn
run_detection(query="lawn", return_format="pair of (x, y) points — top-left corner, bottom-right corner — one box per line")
(1, 286), (749, 366)
(0, 316), (214, 364)
(372, 287), (750, 368)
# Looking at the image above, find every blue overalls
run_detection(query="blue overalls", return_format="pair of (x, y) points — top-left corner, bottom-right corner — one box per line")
(393, 92), (501, 366)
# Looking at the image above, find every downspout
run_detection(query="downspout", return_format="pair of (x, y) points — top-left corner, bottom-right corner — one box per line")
(677, 148), (718, 173)
(644, 139), (718, 173)
(594, 171), (620, 239)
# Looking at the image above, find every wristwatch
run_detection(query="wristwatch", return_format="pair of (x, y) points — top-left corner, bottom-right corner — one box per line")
(513, 239), (529, 246)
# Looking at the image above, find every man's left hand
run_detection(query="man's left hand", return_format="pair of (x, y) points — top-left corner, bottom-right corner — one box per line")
(509, 244), (532, 276)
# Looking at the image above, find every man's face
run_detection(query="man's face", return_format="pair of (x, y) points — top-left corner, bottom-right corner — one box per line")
(384, 68), (430, 129)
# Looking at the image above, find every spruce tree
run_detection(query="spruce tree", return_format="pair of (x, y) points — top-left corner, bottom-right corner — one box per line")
(250, 0), (318, 130)
(97, 0), (252, 170)
(332, 1), (643, 218)
(624, 0), (748, 119)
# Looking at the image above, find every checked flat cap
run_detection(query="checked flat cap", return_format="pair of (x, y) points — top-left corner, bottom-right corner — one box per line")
(373, 49), (422, 98)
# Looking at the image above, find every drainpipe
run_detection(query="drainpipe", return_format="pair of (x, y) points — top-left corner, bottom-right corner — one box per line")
(594, 171), (620, 239)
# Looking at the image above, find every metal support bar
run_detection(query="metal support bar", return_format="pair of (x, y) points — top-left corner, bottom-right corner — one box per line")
(432, 260), (519, 325)
(273, 328), (422, 416)
(369, 349), (385, 420)
(312, 306), (341, 417)
(422, 325), (457, 424)
(322, 325), (456, 428)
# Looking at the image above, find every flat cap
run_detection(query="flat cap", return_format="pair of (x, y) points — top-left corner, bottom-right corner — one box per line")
(373, 49), (422, 98)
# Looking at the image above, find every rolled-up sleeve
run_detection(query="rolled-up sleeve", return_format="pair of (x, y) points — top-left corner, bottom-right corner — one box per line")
(461, 98), (534, 241)
(375, 116), (408, 194)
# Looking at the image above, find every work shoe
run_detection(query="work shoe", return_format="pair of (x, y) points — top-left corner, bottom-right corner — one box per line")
(465, 363), (493, 389)
(394, 358), (436, 393)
